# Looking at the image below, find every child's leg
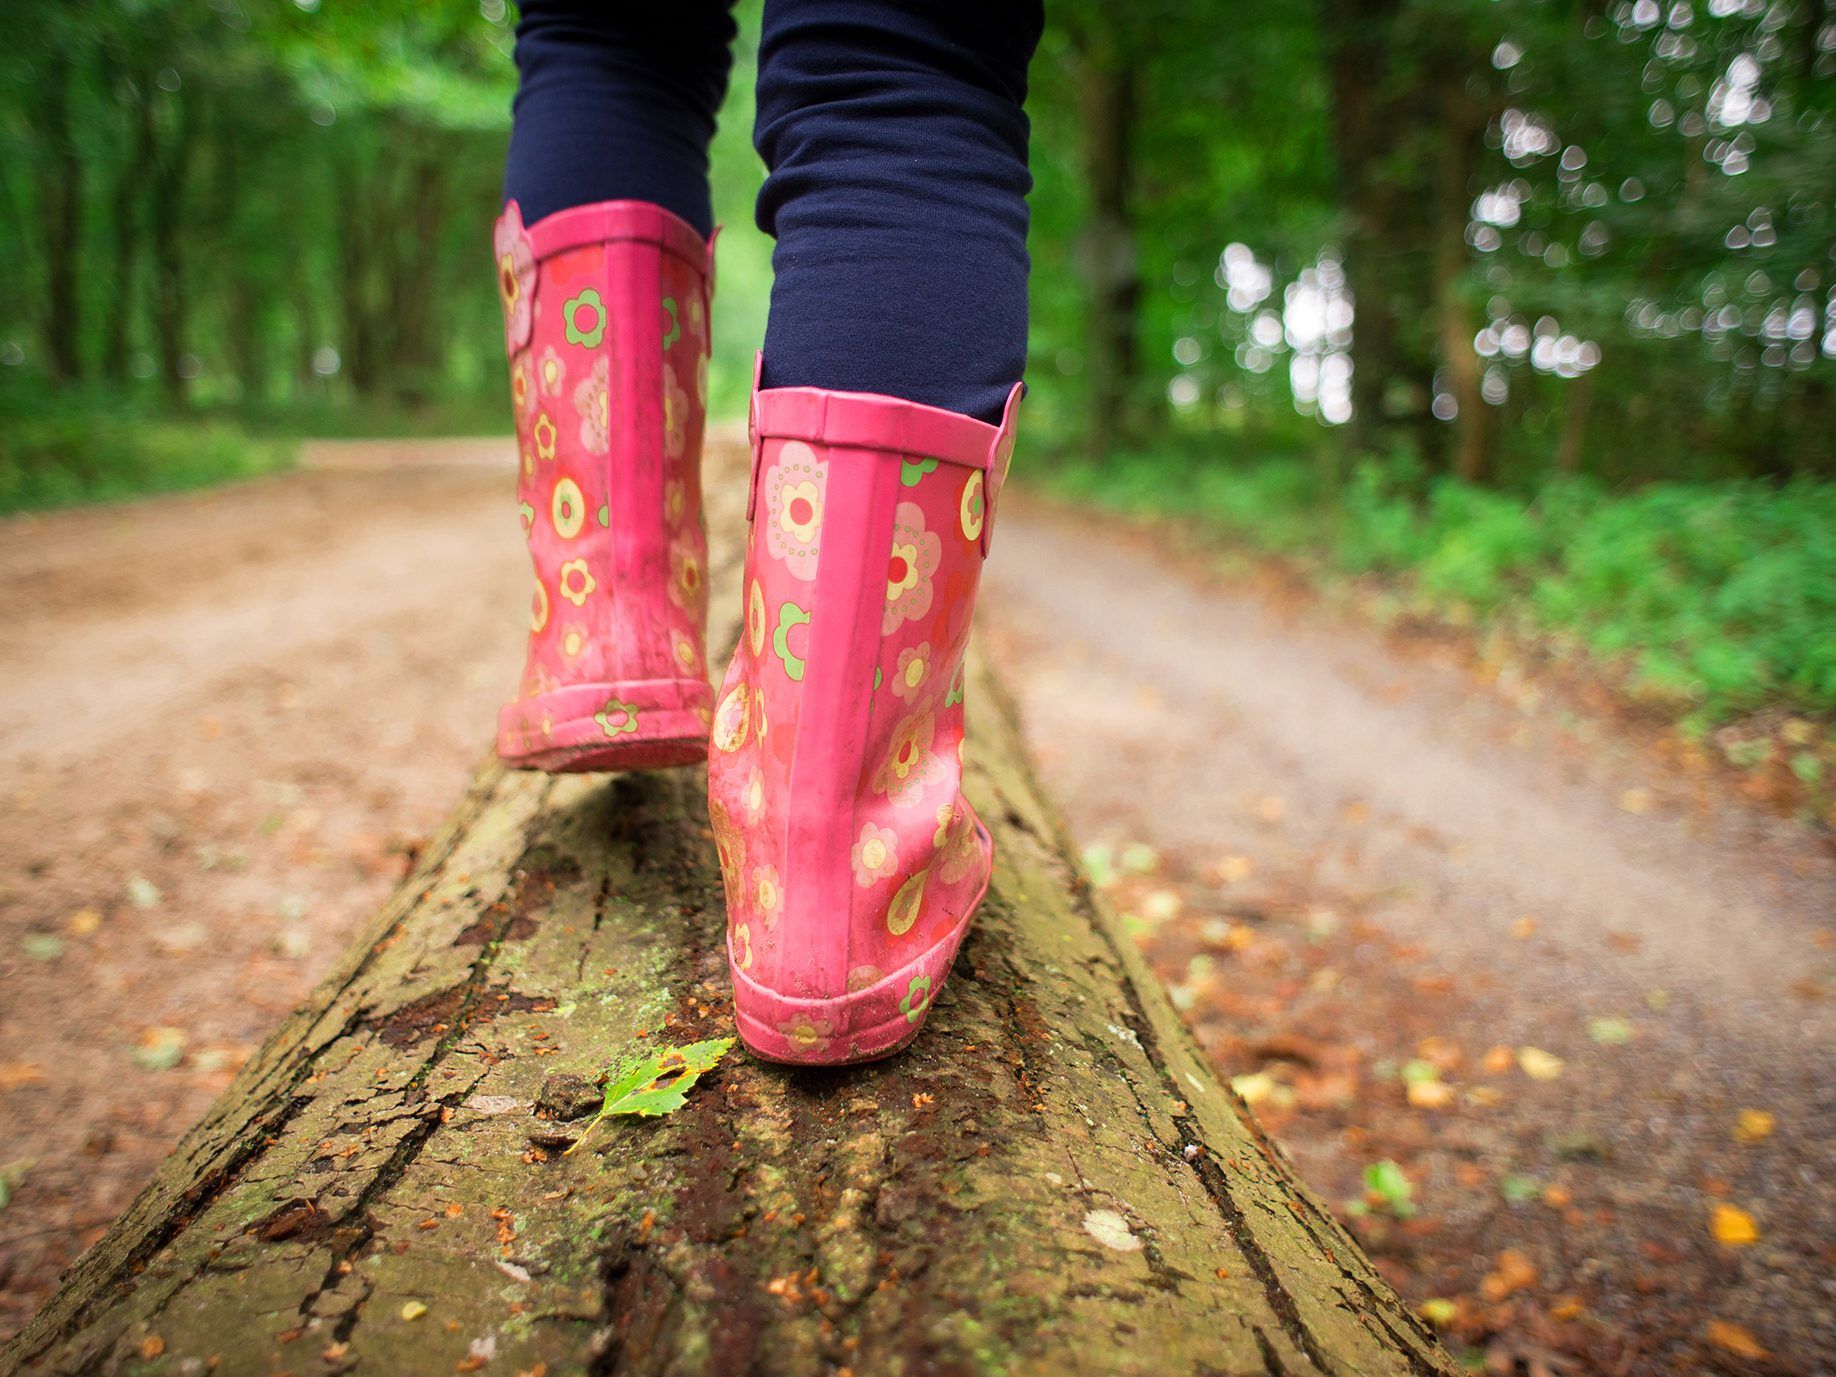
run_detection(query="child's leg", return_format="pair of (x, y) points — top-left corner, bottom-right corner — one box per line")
(505, 1), (738, 236)
(710, 0), (1042, 1065)
(493, 3), (734, 774)
(752, 0), (1044, 424)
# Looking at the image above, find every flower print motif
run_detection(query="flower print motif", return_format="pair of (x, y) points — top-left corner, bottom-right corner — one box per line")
(529, 578), (549, 633)
(712, 682), (751, 754)
(891, 642), (933, 702)
(561, 624), (588, 661)
(900, 457), (938, 487)
(663, 367), (688, 460)
(671, 630), (700, 676)
(510, 356), (533, 416)
(937, 806), (983, 884)
(517, 500), (536, 535)
(899, 973), (934, 1024)
(778, 1016), (832, 1055)
(594, 698), (639, 737)
(773, 602), (810, 682)
(741, 767), (766, 823)
(885, 870), (928, 936)
(697, 352), (709, 409)
(933, 801), (961, 850)
(532, 410), (557, 463)
(524, 664), (560, 699)
(847, 965), (885, 993)
(574, 357), (610, 455)
(665, 478), (686, 527)
(494, 203), (536, 355)
(668, 538), (703, 611)
(558, 558), (596, 606)
(537, 346), (566, 396)
(945, 659), (966, 708)
(747, 579), (767, 657)
(754, 865), (783, 929)
(661, 296), (681, 350)
(753, 686), (768, 742)
(710, 799), (746, 885)
(851, 822), (899, 888)
(687, 294), (704, 346)
(763, 442), (826, 580)
(732, 923), (754, 972)
(873, 708), (946, 806)
(960, 471), (986, 542)
(551, 477), (586, 540)
(563, 287), (607, 349)
(883, 502), (942, 634)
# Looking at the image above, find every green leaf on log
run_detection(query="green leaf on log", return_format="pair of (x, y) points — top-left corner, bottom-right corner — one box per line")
(564, 1038), (735, 1155)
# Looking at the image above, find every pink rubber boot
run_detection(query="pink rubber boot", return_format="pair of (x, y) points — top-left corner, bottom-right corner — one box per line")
(493, 200), (715, 772)
(707, 364), (1024, 1064)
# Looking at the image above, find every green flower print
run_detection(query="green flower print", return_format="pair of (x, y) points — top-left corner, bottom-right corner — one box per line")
(662, 296), (680, 351)
(564, 288), (607, 348)
(900, 457), (938, 487)
(773, 601), (810, 682)
(899, 973), (934, 1024)
(594, 697), (640, 737)
(945, 661), (965, 707)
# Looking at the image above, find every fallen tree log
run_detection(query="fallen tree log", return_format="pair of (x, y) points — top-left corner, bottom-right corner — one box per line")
(3, 504), (1452, 1377)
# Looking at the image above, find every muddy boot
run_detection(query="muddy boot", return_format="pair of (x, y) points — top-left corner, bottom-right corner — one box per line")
(707, 365), (1024, 1064)
(493, 200), (715, 771)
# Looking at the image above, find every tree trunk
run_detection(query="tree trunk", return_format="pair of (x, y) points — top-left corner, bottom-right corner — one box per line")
(0, 526), (1453, 1376)
(1079, 37), (1141, 457)
(104, 75), (154, 385)
(37, 52), (84, 384)
(1433, 79), (1487, 484)
(149, 88), (197, 407)
(1555, 368), (1592, 475)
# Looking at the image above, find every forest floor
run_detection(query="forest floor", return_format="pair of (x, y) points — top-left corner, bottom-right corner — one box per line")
(1, 438), (1831, 1373)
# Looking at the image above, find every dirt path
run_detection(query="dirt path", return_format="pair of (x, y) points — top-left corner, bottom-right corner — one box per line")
(2, 447), (1831, 1371)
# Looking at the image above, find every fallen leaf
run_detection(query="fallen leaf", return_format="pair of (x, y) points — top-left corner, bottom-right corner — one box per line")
(1711, 1203), (1759, 1248)
(1588, 1017), (1633, 1045)
(139, 1336), (165, 1360)
(1542, 1183), (1573, 1209)
(125, 875), (162, 909)
(66, 907), (102, 936)
(1480, 1248), (1539, 1301)
(1517, 1047), (1565, 1081)
(1734, 1109), (1775, 1144)
(0, 1062), (46, 1091)
(1481, 1045), (1516, 1076)
(1418, 1298), (1458, 1328)
(1406, 1079), (1455, 1110)
(564, 1037), (736, 1155)
(1706, 1319), (1770, 1360)
(1511, 916), (1537, 940)
(133, 1027), (187, 1071)
(1500, 1175), (1540, 1204)
(1619, 787), (1654, 814)
(1550, 1296), (1586, 1321)
(400, 1301), (428, 1322)
(20, 933), (62, 962)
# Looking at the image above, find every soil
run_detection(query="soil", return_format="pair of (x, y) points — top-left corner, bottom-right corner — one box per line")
(1, 441), (1832, 1373)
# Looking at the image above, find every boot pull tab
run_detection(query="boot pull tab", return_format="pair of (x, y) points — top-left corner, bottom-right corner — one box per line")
(980, 381), (1026, 559)
(746, 351), (766, 524)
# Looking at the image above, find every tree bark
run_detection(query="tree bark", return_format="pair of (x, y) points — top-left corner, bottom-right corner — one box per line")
(1433, 76), (1488, 484)
(1, 527), (1453, 1376)
(36, 51), (85, 385)
(148, 86), (197, 407)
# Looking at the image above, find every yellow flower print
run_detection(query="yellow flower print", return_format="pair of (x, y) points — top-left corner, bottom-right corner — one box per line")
(671, 630), (700, 674)
(892, 641), (933, 702)
(777, 478), (822, 545)
(669, 541), (703, 610)
(747, 579), (767, 656)
(510, 356), (532, 415)
(574, 357), (610, 454)
(960, 470), (986, 541)
(886, 870), (928, 936)
(532, 410), (557, 462)
(733, 923), (754, 972)
(754, 685), (769, 742)
(742, 767), (766, 823)
(558, 558), (596, 606)
(846, 964), (885, 993)
(712, 681), (751, 753)
(934, 801), (960, 850)
(851, 822), (899, 887)
(937, 806), (983, 884)
(778, 1016), (832, 1054)
(883, 502), (942, 633)
(664, 368), (688, 459)
(711, 799), (746, 884)
(872, 708), (945, 806)
(665, 478), (686, 526)
(529, 578), (549, 633)
(561, 624), (588, 661)
(551, 476), (586, 539)
(537, 346), (566, 395)
(754, 865), (783, 928)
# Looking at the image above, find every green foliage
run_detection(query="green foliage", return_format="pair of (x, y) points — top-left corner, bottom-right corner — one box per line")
(0, 390), (291, 515)
(564, 1037), (737, 1156)
(1041, 445), (1836, 725)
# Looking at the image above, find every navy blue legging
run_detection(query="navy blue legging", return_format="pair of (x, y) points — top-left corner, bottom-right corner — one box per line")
(504, 0), (1042, 425)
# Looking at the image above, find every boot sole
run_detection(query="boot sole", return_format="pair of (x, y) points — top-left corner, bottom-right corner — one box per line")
(498, 679), (711, 775)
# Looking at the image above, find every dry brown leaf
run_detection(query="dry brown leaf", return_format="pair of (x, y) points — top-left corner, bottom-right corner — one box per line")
(1734, 1109), (1775, 1144)
(1705, 1319), (1770, 1360)
(1480, 1248), (1539, 1301)
(1711, 1203), (1760, 1248)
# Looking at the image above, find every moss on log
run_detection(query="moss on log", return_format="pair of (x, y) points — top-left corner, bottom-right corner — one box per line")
(2, 511), (1453, 1377)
